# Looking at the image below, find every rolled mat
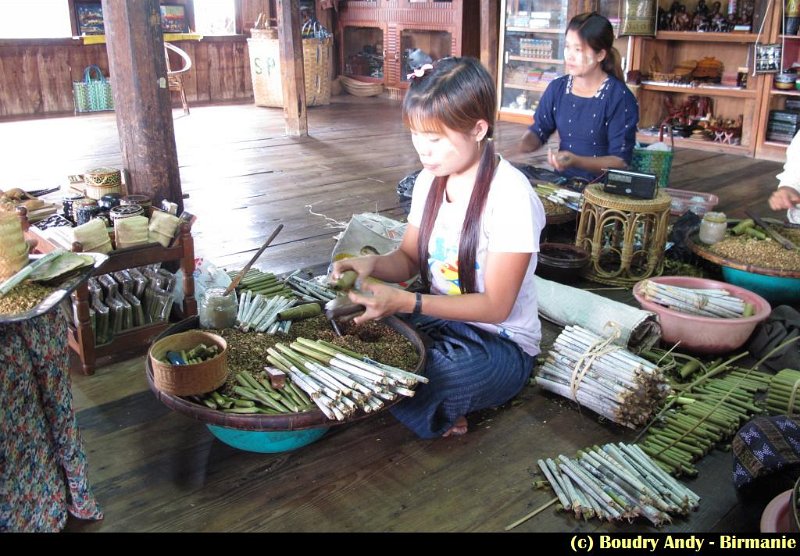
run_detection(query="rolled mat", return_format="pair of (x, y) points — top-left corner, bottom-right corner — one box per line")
(535, 276), (661, 351)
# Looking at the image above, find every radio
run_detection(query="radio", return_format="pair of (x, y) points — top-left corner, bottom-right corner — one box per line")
(602, 169), (658, 200)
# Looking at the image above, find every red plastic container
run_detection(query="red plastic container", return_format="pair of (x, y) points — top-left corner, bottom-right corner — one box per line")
(632, 276), (771, 354)
(664, 188), (719, 216)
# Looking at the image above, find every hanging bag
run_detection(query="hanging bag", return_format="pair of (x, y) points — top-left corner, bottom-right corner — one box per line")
(73, 65), (114, 113)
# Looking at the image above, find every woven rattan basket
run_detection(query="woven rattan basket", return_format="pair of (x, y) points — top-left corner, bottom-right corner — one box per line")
(149, 330), (229, 396)
(0, 212), (28, 280)
(338, 75), (384, 97)
(248, 33), (332, 107)
(84, 167), (122, 200)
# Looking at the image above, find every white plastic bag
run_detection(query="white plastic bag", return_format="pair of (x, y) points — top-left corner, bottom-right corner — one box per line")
(331, 213), (406, 263)
(330, 213), (416, 288)
(172, 257), (232, 307)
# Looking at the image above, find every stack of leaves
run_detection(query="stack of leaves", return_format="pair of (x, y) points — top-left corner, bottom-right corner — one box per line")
(196, 370), (314, 414)
(636, 348), (771, 476)
(765, 369), (800, 416)
(226, 269), (296, 299)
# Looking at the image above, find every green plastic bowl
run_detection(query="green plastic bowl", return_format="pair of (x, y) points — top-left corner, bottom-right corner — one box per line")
(206, 425), (328, 453)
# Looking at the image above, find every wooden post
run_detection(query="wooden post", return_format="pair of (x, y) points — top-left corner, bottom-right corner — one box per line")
(276, 0), (308, 136)
(481, 0), (498, 81)
(101, 0), (184, 212)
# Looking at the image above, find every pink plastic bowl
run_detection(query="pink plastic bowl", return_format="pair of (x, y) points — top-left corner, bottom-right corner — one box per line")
(632, 276), (771, 355)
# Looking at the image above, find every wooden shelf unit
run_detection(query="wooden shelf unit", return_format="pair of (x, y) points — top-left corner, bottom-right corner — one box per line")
(754, 10), (800, 161)
(636, 131), (753, 155)
(640, 82), (756, 98)
(632, 8), (771, 157)
(26, 223), (196, 375)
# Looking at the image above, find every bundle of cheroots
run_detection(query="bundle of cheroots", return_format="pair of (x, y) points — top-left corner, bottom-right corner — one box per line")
(537, 442), (700, 525)
(535, 325), (670, 428)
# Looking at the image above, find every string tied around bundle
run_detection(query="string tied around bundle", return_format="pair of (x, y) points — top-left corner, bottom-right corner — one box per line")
(569, 325), (622, 402)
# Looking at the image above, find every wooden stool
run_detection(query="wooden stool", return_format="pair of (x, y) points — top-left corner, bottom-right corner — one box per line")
(575, 184), (672, 286)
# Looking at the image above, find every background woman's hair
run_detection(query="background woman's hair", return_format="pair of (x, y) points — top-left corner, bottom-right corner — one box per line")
(567, 12), (624, 81)
(402, 57), (497, 294)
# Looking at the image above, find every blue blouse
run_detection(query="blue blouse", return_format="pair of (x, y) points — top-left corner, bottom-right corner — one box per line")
(528, 74), (639, 182)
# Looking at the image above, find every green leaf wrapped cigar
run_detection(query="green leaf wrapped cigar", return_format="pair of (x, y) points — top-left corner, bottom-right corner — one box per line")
(332, 270), (358, 291)
(744, 227), (766, 240)
(731, 218), (754, 235)
(277, 302), (322, 321)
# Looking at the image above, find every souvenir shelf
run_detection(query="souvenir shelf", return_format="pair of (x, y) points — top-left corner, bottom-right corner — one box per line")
(497, 0), (620, 124)
(632, 0), (772, 156)
(337, 0), (479, 99)
(755, 4), (800, 161)
(25, 220), (196, 375)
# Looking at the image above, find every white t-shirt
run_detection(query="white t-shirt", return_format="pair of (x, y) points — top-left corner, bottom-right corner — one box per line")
(407, 157), (546, 357)
(777, 129), (800, 194)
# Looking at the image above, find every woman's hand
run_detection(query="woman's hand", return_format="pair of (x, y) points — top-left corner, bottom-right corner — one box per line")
(769, 186), (800, 211)
(330, 255), (378, 287)
(548, 148), (576, 172)
(347, 281), (414, 325)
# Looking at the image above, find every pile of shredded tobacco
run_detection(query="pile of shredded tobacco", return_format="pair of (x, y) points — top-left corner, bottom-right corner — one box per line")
(0, 282), (54, 315)
(707, 228), (800, 272)
(214, 315), (420, 386)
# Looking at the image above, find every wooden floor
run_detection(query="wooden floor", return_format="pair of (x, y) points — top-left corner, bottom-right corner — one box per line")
(1, 98), (791, 533)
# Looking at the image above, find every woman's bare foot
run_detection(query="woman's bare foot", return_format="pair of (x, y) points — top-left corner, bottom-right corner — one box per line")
(442, 416), (468, 437)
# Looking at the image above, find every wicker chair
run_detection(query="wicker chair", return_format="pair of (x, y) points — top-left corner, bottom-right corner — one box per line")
(164, 42), (192, 115)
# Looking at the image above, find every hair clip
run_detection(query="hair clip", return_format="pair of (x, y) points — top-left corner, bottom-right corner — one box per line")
(407, 63), (434, 82)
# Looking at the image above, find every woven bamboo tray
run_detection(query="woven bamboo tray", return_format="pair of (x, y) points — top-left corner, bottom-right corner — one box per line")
(339, 75), (384, 97)
(688, 234), (800, 278)
(146, 316), (425, 431)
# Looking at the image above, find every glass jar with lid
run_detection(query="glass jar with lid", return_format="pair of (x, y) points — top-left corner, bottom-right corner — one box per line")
(699, 211), (727, 245)
(199, 287), (238, 329)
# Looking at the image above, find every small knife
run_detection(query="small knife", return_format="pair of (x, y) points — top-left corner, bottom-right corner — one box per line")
(745, 210), (798, 250)
(324, 295), (366, 321)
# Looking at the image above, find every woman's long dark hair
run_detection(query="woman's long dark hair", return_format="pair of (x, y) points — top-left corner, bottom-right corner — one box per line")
(402, 57), (497, 294)
(567, 12), (624, 81)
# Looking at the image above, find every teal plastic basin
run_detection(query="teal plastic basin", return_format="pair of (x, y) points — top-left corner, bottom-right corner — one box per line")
(721, 266), (800, 305)
(206, 424), (329, 453)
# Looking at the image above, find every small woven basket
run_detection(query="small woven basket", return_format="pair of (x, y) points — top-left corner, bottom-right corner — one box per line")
(149, 330), (229, 396)
(630, 125), (675, 188)
(84, 167), (122, 200)
(0, 212), (28, 280)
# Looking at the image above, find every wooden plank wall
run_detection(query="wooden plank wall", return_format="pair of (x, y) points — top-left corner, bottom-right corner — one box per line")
(0, 38), (254, 118)
(0, 0), (277, 119)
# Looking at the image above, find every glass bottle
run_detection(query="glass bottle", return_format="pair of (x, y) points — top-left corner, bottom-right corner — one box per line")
(199, 287), (238, 329)
(699, 211), (728, 245)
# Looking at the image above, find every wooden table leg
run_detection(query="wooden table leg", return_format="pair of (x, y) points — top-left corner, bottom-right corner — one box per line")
(71, 283), (96, 375)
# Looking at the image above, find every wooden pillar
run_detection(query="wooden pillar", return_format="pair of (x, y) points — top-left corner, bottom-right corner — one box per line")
(481, 0), (498, 81)
(276, 0), (307, 136)
(102, 0), (184, 211)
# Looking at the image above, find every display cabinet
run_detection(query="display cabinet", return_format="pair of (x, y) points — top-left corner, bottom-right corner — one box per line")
(496, 0), (593, 123)
(755, 1), (800, 161)
(337, 0), (478, 99)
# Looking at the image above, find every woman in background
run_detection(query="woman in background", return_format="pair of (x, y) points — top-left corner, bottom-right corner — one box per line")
(516, 12), (639, 185)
